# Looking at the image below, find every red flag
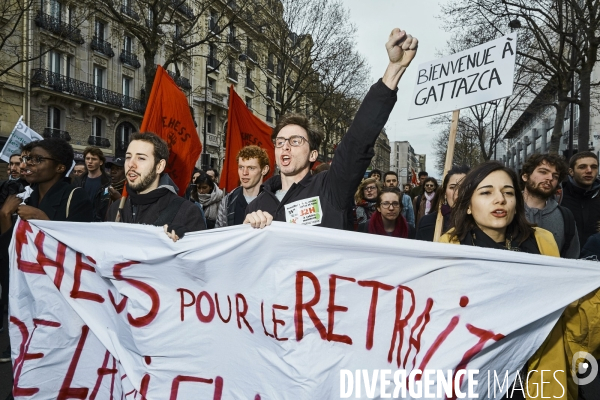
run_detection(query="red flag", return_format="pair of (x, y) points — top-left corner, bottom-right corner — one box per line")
(139, 65), (201, 196)
(411, 168), (419, 186)
(221, 85), (275, 192)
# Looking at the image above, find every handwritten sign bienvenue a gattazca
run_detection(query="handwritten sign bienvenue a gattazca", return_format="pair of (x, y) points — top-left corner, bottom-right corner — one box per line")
(408, 34), (518, 120)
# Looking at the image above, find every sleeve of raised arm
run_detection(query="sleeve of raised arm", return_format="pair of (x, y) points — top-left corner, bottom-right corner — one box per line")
(326, 79), (397, 209)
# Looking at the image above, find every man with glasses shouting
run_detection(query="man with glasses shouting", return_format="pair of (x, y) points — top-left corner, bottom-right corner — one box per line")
(244, 28), (418, 229)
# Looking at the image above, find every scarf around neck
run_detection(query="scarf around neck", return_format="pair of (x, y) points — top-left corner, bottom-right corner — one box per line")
(424, 191), (435, 214)
(368, 210), (408, 238)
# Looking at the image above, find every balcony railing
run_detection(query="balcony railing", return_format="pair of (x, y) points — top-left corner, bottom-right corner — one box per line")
(31, 69), (145, 114)
(34, 12), (84, 44)
(207, 56), (219, 70)
(121, 5), (140, 21)
(43, 128), (71, 141)
(227, 69), (238, 81)
(245, 79), (255, 91)
(227, 37), (241, 51)
(171, 0), (194, 19)
(120, 50), (141, 68)
(88, 135), (111, 148)
(91, 36), (115, 57)
(166, 70), (192, 90)
(246, 48), (257, 63)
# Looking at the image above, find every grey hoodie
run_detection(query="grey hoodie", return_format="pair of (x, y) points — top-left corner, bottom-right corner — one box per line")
(524, 197), (580, 258)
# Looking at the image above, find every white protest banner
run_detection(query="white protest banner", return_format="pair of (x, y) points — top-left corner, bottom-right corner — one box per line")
(9, 220), (600, 399)
(0, 117), (44, 162)
(408, 34), (518, 120)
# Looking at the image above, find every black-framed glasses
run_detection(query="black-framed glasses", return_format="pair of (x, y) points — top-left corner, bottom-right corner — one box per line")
(381, 201), (400, 209)
(274, 135), (307, 148)
(363, 186), (377, 191)
(22, 155), (58, 165)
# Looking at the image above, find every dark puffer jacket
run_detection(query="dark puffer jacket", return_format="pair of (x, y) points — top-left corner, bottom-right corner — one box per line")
(561, 176), (600, 250)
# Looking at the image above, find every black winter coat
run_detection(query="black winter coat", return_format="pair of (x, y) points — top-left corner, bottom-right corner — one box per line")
(75, 172), (111, 222)
(106, 187), (206, 234)
(561, 177), (600, 250)
(245, 79), (397, 230)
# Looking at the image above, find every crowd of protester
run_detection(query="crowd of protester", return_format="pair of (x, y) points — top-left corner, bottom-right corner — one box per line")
(0, 27), (599, 399)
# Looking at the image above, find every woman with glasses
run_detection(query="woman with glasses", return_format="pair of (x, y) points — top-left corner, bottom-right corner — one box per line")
(360, 187), (411, 238)
(413, 177), (438, 228)
(352, 177), (381, 230)
(416, 166), (469, 241)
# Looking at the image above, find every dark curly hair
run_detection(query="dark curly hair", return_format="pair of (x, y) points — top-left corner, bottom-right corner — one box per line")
(30, 138), (74, 177)
(521, 153), (568, 189)
(129, 132), (169, 166)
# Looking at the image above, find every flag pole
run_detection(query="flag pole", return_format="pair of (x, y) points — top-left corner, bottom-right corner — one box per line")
(433, 109), (459, 242)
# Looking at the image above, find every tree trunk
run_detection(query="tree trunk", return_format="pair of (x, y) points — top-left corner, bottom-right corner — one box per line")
(548, 99), (569, 154)
(578, 59), (594, 152)
(143, 51), (157, 105)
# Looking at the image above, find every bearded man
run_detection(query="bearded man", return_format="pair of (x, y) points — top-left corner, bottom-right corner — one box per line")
(521, 153), (579, 258)
(106, 132), (205, 240)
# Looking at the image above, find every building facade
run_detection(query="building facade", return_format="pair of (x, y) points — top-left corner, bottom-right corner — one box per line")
(389, 140), (422, 184)
(497, 66), (600, 171)
(0, 0), (346, 169)
(370, 129), (390, 173)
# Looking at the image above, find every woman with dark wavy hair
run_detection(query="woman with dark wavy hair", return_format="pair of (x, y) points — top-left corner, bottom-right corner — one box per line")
(440, 161), (558, 254)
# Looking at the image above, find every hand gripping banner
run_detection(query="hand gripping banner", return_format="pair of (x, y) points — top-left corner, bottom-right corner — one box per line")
(8, 220), (600, 399)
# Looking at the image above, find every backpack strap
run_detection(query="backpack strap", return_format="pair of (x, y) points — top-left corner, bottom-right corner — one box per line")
(558, 205), (576, 257)
(153, 196), (186, 227)
(66, 188), (79, 219)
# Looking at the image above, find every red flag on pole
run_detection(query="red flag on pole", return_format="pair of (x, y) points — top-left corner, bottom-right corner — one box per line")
(411, 168), (419, 186)
(221, 85), (275, 192)
(139, 65), (201, 196)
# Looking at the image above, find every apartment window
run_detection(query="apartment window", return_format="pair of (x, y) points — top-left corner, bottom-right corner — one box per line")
(49, 0), (61, 21)
(66, 56), (72, 78)
(116, 122), (134, 143)
(266, 105), (273, 122)
(207, 114), (215, 134)
(47, 107), (61, 130)
(229, 26), (236, 41)
(175, 23), (182, 38)
(209, 11), (218, 32)
(207, 77), (216, 91)
(267, 53), (274, 71)
(122, 76), (132, 97)
(66, 5), (74, 24)
(95, 20), (106, 40)
(92, 116), (104, 137)
(124, 35), (132, 53)
(266, 78), (273, 98)
(94, 66), (104, 88)
(245, 97), (252, 110)
(48, 50), (61, 73)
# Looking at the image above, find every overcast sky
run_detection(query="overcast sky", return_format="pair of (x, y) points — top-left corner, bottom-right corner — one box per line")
(343, 0), (448, 176)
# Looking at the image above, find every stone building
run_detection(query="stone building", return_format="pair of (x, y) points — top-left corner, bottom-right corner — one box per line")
(389, 140), (422, 184)
(370, 129), (390, 173)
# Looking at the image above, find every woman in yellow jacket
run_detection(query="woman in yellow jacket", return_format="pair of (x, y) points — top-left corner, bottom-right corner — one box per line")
(440, 161), (598, 400)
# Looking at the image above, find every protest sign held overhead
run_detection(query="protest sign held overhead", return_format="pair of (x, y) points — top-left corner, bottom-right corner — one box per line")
(408, 34), (518, 120)
(140, 65), (202, 196)
(9, 219), (600, 399)
(0, 117), (43, 162)
(221, 85), (275, 193)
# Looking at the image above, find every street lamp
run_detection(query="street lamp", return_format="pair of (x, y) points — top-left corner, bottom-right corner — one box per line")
(202, 47), (247, 169)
